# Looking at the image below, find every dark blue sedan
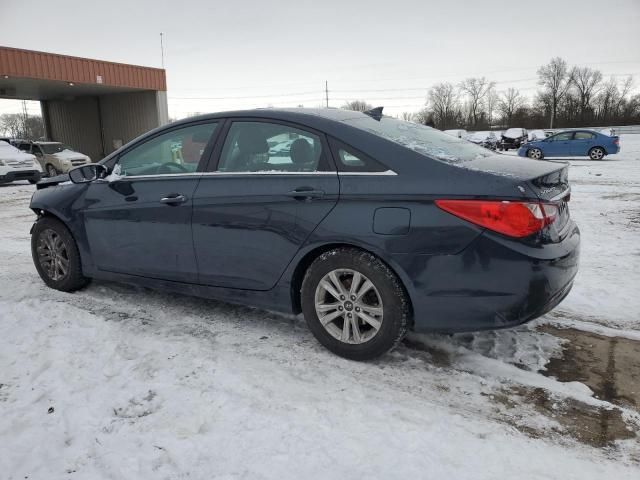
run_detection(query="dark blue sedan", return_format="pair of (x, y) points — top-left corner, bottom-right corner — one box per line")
(29, 108), (580, 360)
(518, 129), (620, 160)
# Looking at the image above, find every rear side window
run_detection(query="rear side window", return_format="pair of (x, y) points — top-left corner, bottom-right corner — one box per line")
(574, 132), (595, 140)
(216, 121), (331, 173)
(330, 139), (388, 172)
(550, 132), (574, 141)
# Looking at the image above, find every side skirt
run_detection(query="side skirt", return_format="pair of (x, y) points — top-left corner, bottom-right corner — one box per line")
(87, 269), (296, 315)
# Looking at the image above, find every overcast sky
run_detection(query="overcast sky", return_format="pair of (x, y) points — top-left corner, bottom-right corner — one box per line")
(1, 0), (639, 119)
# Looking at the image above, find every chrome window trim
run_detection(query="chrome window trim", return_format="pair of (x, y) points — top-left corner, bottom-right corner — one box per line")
(337, 170), (397, 176)
(103, 169), (398, 180)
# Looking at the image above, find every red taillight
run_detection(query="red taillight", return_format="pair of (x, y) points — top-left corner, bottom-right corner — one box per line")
(435, 199), (558, 238)
(614, 138), (620, 145)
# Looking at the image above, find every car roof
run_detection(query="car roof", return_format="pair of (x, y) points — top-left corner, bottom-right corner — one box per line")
(170, 107), (365, 123)
(157, 108), (396, 155)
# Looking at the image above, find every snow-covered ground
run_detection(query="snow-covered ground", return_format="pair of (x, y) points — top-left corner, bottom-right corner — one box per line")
(1, 136), (639, 479)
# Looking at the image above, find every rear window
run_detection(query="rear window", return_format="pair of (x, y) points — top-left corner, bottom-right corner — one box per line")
(341, 116), (492, 164)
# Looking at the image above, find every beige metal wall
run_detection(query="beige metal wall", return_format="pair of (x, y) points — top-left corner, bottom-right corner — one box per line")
(99, 91), (164, 154)
(42, 90), (170, 161)
(45, 97), (103, 161)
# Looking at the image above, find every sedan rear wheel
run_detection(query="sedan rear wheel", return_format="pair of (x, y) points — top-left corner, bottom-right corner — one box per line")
(314, 268), (384, 345)
(301, 248), (409, 360)
(527, 148), (543, 160)
(589, 147), (605, 160)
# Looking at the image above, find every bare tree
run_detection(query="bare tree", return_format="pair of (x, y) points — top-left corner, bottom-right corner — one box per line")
(570, 66), (603, 122)
(485, 86), (499, 127)
(427, 82), (460, 129)
(459, 77), (495, 127)
(0, 113), (24, 137)
(400, 111), (415, 122)
(341, 100), (373, 112)
(497, 88), (524, 125)
(413, 108), (434, 126)
(537, 57), (573, 128)
(615, 76), (634, 114)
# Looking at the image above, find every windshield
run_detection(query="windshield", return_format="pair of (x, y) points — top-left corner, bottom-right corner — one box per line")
(342, 116), (492, 163)
(40, 143), (65, 154)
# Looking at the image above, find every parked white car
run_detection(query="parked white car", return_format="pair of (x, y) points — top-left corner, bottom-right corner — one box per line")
(0, 140), (42, 185)
(528, 129), (549, 141)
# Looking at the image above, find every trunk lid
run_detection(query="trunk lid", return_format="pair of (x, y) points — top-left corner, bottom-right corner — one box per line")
(459, 155), (570, 200)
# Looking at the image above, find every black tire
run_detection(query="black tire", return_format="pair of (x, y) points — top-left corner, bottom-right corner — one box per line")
(31, 216), (90, 292)
(589, 147), (606, 160)
(46, 164), (58, 177)
(301, 248), (410, 361)
(28, 179), (38, 184)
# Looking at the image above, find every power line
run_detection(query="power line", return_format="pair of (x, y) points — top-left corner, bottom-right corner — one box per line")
(168, 90), (321, 100)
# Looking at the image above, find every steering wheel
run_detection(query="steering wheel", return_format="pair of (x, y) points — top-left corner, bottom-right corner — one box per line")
(156, 162), (190, 174)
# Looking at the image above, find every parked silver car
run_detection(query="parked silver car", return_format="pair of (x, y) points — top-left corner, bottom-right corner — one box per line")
(18, 141), (92, 176)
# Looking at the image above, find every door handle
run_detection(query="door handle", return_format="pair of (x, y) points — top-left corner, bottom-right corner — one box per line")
(160, 194), (187, 205)
(286, 188), (325, 200)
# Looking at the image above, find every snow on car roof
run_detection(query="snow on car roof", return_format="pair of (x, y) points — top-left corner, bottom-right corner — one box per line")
(504, 128), (526, 138)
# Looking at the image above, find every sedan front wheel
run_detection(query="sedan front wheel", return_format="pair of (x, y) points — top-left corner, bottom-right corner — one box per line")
(301, 248), (409, 360)
(527, 148), (543, 160)
(31, 217), (90, 291)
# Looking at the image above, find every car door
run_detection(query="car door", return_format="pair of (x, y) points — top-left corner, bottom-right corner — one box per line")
(30, 144), (45, 169)
(571, 131), (596, 156)
(543, 131), (574, 157)
(81, 121), (219, 282)
(191, 119), (339, 290)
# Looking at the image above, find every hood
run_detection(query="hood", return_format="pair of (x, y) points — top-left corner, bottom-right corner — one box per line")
(35, 173), (70, 189)
(522, 139), (544, 148)
(52, 149), (89, 161)
(0, 146), (37, 163)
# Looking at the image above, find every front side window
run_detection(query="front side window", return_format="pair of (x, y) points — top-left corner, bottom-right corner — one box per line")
(574, 131), (595, 140)
(216, 122), (326, 173)
(117, 122), (217, 177)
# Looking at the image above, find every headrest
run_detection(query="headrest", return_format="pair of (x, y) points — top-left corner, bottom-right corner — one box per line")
(290, 138), (314, 164)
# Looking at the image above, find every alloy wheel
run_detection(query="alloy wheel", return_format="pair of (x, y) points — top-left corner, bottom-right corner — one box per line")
(37, 228), (69, 281)
(590, 148), (604, 160)
(314, 268), (384, 344)
(528, 148), (542, 160)
(47, 165), (57, 177)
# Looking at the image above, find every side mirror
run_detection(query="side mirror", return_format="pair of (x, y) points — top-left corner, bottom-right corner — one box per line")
(68, 163), (107, 184)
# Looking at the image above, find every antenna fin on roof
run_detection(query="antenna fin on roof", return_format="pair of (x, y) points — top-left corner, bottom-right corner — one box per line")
(363, 106), (384, 121)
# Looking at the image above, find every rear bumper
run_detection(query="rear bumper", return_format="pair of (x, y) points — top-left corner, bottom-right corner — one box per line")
(0, 170), (41, 184)
(394, 223), (580, 333)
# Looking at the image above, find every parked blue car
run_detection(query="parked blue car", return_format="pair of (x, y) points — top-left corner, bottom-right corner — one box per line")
(29, 108), (580, 360)
(518, 129), (620, 160)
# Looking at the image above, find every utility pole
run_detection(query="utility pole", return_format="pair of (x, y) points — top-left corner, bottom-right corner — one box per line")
(325, 80), (329, 108)
(21, 100), (29, 138)
(160, 32), (165, 69)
